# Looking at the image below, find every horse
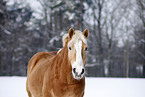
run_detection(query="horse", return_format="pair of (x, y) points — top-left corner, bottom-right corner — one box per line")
(26, 27), (89, 97)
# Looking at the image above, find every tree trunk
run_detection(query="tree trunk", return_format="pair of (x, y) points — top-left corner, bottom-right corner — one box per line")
(75, 0), (83, 30)
(124, 39), (129, 77)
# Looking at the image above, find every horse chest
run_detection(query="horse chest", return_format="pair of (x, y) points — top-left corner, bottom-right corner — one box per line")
(53, 84), (84, 97)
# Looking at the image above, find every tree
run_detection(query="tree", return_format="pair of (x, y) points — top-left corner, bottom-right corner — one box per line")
(0, 0), (32, 75)
(134, 0), (145, 77)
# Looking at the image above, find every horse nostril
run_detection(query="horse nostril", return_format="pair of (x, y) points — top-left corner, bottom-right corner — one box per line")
(81, 68), (85, 75)
(73, 68), (76, 73)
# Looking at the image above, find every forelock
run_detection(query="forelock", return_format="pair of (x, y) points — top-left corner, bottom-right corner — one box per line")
(69, 30), (87, 45)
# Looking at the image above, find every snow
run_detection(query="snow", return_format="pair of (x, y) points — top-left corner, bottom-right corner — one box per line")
(0, 77), (27, 97)
(0, 77), (145, 97)
(7, 0), (43, 19)
(85, 78), (145, 97)
(65, 11), (75, 20)
(49, 36), (60, 44)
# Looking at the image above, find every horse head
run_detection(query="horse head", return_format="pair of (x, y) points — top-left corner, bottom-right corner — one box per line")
(64, 28), (89, 80)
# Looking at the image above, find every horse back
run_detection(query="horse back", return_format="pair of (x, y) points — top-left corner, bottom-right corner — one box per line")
(27, 51), (57, 76)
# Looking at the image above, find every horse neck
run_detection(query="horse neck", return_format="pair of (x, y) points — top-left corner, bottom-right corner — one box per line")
(54, 45), (79, 84)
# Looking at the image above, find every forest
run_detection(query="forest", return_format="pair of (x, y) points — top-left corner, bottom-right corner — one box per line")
(0, 0), (145, 77)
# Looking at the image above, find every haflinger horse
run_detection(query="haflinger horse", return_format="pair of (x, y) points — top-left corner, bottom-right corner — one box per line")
(26, 28), (89, 97)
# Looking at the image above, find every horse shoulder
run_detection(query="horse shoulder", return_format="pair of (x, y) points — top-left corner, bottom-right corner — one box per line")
(42, 66), (55, 97)
(27, 52), (56, 75)
(27, 52), (57, 97)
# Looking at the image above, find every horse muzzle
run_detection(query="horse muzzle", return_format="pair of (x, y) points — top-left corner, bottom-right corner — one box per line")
(72, 68), (85, 80)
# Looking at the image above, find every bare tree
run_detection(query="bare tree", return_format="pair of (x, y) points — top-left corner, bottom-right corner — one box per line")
(136, 0), (145, 27)
(134, 0), (145, 77)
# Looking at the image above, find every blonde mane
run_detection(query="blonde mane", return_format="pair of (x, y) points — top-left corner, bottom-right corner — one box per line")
(70, 30), (87, 45)
(62, 30), (87, 48)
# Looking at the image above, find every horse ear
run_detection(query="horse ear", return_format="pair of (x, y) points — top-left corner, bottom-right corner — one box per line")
(68, 27), (75, 40)
(83, 28), (89, 38)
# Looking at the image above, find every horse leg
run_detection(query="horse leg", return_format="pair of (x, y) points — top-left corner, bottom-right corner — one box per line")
(42, 85), (52, 97)
(81, 92), (84, 97)
(26, 79), (32, 97)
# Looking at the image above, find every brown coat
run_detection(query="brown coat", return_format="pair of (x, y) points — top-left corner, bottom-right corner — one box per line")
(26, 45), (85, 97)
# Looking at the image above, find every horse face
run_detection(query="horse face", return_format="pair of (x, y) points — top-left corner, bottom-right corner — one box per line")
(67, 28), (89, 80)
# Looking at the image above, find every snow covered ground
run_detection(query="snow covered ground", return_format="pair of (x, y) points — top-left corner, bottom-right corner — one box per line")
(0, 77), (145, 97)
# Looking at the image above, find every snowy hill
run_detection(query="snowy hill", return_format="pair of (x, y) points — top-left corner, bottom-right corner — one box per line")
(0, 77), (145, 97)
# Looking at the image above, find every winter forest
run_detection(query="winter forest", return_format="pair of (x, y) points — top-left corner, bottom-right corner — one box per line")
(0, 0), (145, 77)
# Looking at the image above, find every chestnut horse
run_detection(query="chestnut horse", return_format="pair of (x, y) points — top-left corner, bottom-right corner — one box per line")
(26, 28), (89, 97)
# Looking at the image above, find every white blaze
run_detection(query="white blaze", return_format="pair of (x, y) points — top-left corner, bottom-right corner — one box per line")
(73, 40), (84, 75)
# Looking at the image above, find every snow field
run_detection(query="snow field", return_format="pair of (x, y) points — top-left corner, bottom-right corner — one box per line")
(0, 77), (145, 97)
(85, 78), (145, 97)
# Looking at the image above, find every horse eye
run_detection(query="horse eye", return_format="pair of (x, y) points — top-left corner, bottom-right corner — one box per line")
(69, 47), (72, 50)
(85, 47), (88, 51)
